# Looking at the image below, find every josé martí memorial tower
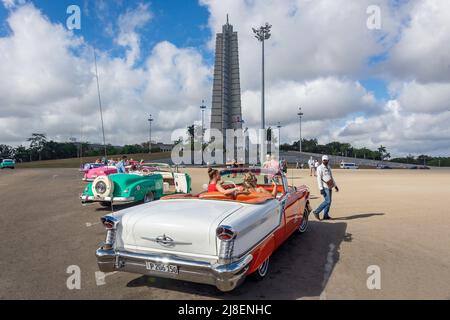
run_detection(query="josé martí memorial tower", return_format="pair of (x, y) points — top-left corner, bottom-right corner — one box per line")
(210, 16), (243, 139)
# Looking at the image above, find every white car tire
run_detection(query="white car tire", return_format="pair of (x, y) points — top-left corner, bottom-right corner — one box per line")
(252, 257), (270, 280)
(92, 175), (114, 198)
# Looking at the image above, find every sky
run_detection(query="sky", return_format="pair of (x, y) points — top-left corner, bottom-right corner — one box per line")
(0, 0), (449, 157)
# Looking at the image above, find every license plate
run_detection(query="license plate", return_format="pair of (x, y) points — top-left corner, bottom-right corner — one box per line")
(145, 262), (178, 274)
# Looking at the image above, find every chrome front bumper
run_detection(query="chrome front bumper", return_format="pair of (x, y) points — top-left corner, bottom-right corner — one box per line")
(81, 195), (135, 203)
(96, 248), (253, 292)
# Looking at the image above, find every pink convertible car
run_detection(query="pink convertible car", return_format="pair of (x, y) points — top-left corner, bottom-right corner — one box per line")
(83, 166), (118, 182)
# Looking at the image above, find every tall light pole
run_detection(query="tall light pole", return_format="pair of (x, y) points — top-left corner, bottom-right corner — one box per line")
(277, 122), (282, 145)
(297, 107), (303, 153)
(253, 22), (272, 130)
(148, 114), (153, 154)
(200, 100), (207, 165)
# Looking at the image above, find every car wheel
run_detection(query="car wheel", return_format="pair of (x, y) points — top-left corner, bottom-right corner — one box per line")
(143, 192), (154, 203)
(298, 207), (309, 234)
(253, 257), (270, 281)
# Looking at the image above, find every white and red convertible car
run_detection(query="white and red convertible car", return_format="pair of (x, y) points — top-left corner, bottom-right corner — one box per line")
(96, 168), (311, 292)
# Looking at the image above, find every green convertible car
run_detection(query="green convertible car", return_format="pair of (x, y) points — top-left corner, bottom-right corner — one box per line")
(80, 164), (191, 206)
(1, 159), (15, 169)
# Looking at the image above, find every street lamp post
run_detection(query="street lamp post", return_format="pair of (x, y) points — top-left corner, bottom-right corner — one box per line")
(253, 23), (272, 130)
(200, 100), (207, 165)
(148, 114), (153, 154)
(297, 107), (303, 153)
(277, 122), (282, 145)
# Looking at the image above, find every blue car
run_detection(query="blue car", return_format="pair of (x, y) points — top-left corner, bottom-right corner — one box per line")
(1, 159), (15, 169)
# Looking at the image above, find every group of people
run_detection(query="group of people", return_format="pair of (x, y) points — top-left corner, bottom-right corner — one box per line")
(93, 156), (146, 174)
(208, 154), (339, 221)
(307, 156), (321, 177)
(207, 168), (278, 198)
(262, 155), (288, 173)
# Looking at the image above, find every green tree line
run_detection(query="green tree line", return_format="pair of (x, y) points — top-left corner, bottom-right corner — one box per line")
(0, 134), (163, 163)
(281, 138), (449, 166)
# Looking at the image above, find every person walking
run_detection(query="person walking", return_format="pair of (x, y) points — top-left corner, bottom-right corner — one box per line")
(314, 159), (320, 177)
(308, 156), (315, 176)
(312, 155), (339, 220)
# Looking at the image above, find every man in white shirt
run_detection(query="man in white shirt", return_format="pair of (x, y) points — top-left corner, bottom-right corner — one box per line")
(308, 156), (315, 176)
(312, 155), (339, 220)
(314, 159), (320, 177)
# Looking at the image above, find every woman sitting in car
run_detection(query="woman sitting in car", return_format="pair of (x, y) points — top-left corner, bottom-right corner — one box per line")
(207, 168), (243, 195)
(241, 172), (278, 197)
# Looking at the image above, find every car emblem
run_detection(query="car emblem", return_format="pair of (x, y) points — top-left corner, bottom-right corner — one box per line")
(142, 234), (192, 247)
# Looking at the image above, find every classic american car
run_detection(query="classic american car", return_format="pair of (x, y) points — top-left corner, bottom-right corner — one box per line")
(95, 168), (311, 292)
(83, 166), (118, 182)
(80, 162), (106, 173)
(1, 159), (15, 169)
(81, 169), (191, 206)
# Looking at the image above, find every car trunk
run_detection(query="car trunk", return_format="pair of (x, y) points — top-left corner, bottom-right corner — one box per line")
(120, 199), (243, 257)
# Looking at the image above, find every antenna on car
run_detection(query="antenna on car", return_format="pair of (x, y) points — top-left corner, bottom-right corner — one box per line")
(291, 161), (294, 187)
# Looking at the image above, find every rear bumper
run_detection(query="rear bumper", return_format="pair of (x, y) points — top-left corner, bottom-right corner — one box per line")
(81, 195), (135, 203)
(96, 248), (253, 292)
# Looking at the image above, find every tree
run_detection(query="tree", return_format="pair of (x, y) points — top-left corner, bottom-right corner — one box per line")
(27, 133), (47, 161)
(378, 145), (390, 161)
(0, 144), (14, 158)
(14, 145), (29, 162)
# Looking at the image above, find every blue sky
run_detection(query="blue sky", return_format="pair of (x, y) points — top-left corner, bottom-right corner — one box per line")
(7, 1), (212, 61)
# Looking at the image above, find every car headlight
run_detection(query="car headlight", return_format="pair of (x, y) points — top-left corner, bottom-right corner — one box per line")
(95, 181), (107, 194)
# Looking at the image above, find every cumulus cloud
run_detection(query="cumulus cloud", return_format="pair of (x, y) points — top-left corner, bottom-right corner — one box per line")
(115, 2), (153, 66)
(200, 0), (450, 155)
(339, 102), (450, 154)
(0, 3), (210, 146)
(387, 0), (450, 83)
(241, 77), (377, 127)
(200, 0), (399, 89)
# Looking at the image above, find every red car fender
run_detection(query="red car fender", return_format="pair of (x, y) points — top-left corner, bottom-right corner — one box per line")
(247, 234), (276, 275)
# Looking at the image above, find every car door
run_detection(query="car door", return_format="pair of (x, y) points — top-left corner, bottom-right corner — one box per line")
(174, 173), (190, 193)
(282, 186), (303, 236)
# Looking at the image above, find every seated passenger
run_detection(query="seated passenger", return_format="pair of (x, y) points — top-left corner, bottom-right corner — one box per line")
(207, 168), (242, 195)
(242, 173), (278, 198)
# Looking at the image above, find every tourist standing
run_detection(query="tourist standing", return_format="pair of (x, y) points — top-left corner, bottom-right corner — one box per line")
(308, 156), (315, 176)
(116, 156), (127, 173)
(314, 159), (320, 177)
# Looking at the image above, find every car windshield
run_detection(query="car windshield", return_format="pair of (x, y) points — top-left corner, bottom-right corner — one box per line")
(219, 168), (283, 185)
(144, 163), (172, 173)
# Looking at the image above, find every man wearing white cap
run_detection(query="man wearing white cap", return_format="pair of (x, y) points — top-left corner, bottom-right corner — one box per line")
(312, 155), (339, 220)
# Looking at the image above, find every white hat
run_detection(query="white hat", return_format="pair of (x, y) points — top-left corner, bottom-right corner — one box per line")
(322, 155), (329, 161)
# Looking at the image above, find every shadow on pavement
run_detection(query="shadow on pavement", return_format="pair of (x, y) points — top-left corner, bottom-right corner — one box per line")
(126, 221), (348, 299)
(332, 213), (385, 221)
